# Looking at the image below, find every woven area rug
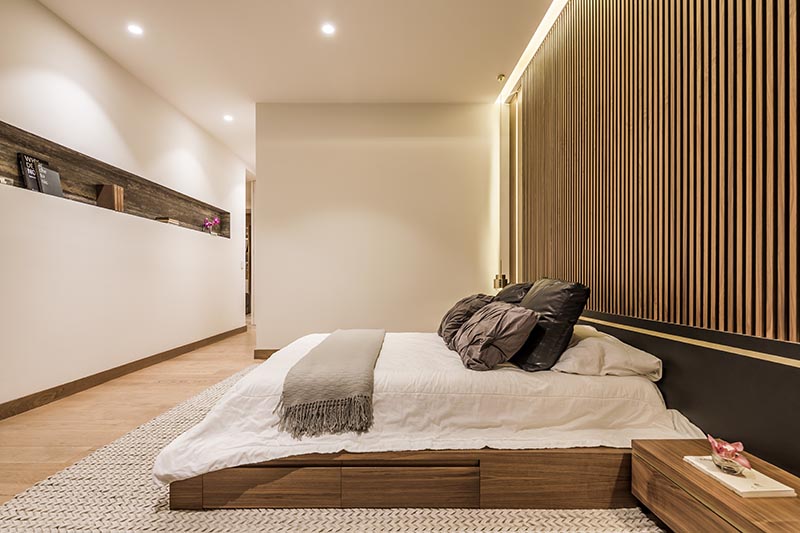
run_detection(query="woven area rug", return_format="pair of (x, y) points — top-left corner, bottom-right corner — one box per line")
(0, 367), (664, 533)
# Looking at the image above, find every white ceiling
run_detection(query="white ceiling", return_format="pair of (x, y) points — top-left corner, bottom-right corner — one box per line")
(39, 0), (549, 171)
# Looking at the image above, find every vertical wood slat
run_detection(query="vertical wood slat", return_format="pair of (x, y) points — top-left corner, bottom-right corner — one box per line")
(516, 0), (798, 343)
(688, 0), (697, 328)
(790, 0), (798, 341)
(629, 0), (634, 316)
(703, 0), (711, 329)
(717, 0), (726, 332)
(658, 0), (665, 322)
(766, 0), (776, 339)
(776, 0), (786, 340)
(648, 0), (654, 319)
(727, 0), (737, 333)
(671, 0), (679, 325)
(736, 0), (745, 335)
(635, 0), (643, 317)
(746, 0), (755, 336)
(696, 0), (705, 328)
(757, 0), (766, 338)
(658, 0), (666, 323)
(681, 0), (690, 325)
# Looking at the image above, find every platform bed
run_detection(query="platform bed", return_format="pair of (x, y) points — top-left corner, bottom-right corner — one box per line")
(170, 447), (635, 510)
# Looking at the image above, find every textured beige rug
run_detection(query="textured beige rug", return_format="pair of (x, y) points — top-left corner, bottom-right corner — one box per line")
(0, 367), (663, 532)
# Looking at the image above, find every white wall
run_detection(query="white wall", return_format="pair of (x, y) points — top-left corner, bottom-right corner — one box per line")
(255, 103), (496, 349)
(0, 0), (246, 403)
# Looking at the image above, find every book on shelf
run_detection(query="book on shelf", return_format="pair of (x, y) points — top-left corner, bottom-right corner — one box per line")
(683, 456), (797, 498)
(17, 152), (46, 191)
(39, 166), (64, 197)
(155, 217), (181, 225)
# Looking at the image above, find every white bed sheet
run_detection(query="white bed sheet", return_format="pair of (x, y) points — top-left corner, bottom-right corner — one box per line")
(153, 332), (703, 484)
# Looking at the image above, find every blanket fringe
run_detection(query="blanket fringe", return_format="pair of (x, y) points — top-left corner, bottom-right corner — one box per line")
(275, 395), (374, 439)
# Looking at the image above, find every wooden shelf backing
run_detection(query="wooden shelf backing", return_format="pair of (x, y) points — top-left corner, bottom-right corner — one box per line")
(0, 120), (230, 237)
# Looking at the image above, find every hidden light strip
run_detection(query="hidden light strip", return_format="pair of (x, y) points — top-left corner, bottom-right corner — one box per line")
(496, 0), (569, 104)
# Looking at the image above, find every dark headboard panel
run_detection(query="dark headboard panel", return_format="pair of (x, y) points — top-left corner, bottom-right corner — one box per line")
(580, 311), (800, 476)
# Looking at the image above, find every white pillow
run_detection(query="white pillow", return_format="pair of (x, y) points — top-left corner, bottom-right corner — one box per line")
(566, 324), (608, 347)
(553, 326), (662, 381)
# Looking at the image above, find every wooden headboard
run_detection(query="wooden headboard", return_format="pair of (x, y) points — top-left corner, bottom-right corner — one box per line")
(578, 311), (800, 476)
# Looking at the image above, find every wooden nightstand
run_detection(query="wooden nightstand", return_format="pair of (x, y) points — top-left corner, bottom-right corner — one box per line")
(632, 439), (800, 532)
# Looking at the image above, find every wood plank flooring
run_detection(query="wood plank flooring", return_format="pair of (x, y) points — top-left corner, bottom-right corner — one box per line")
(0, 324), (256, 504)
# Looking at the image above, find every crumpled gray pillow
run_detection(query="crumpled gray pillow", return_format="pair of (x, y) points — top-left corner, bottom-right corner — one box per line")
(453, 302), (539, 371)
(492, 282), (534, 304)
(438, 294), (493, 349)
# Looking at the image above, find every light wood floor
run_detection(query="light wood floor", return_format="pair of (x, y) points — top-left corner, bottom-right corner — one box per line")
(0, 325), (256, 504)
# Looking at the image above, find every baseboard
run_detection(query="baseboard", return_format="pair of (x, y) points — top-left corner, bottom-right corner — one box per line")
(254, 349), (278, 360)
(0, 325), (248, 420)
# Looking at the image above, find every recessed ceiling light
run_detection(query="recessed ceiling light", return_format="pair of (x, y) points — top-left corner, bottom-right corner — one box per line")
(321, 23), (336, 35)
(223, 115), (234, 122)
(127, 23), (144, 36)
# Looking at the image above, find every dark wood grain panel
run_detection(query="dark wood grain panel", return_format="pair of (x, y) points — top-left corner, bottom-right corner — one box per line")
(480, 449), (635, 509)
(634, 439), (800, 532)
(203, 467), (341, 508)
(514, 0), (799, 343)
(169, 476), (203, 510)
(170, 447), (634, 510)
(341, 467), (479, 508)
(0, 120), (230, 237)
(632, 453), (738, 533)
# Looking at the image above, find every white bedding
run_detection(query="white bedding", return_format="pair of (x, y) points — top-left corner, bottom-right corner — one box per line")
(153, 332), (703, 484)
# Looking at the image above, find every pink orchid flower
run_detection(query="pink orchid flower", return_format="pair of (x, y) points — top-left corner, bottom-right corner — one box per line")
(707, 434), (752, 469)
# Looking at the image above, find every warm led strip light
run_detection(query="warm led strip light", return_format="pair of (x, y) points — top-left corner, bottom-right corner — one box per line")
(496, 0), (569, 104)
(581, 316), (800, 370)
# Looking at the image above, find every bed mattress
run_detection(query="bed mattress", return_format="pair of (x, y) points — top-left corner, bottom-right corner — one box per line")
(153, 332), (703, 484)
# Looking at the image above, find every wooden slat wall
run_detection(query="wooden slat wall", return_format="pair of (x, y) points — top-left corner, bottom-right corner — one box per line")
(518, 0), (799, 342)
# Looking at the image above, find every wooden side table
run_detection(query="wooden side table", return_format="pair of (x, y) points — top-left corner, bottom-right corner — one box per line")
(632, 439), (800, 532)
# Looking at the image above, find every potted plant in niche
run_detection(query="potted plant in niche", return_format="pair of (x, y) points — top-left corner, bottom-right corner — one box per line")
(203, 216), (220, 235)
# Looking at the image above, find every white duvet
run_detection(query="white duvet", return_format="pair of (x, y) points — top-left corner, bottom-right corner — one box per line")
(153, 332), (703, 484)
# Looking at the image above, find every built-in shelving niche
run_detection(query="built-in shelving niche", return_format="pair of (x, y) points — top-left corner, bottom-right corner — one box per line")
(0, 120), (230, 238)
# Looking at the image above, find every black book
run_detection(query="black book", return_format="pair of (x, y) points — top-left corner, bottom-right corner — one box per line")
(39, 166), (64, 197)
(17, 153), (46, 191)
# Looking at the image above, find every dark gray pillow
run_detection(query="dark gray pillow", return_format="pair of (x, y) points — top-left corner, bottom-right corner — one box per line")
(511, 278), (590, 372)
(492, 282), (534, 304)
(438, 294), (493, 349)
(453, 302), (539, 371)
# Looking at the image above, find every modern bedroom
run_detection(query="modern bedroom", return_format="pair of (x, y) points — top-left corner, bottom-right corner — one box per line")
(0, 0), (798, 532)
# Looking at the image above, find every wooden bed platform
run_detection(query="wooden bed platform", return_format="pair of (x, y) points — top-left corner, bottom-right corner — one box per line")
(170, 447), (635, 509)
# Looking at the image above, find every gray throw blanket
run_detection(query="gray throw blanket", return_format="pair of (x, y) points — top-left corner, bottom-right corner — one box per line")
(276, 329), (385, 439)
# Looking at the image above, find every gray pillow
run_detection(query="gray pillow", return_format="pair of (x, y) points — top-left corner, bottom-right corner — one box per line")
(492, 282), (534, 304)
(438, 294), (493, 349)
(453, 302), (539, 371)
(511, 278), (591, 372)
